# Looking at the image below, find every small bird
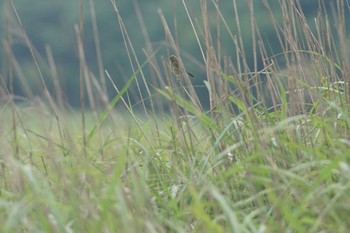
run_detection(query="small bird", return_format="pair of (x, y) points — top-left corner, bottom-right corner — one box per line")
(169, 55), (194, 78)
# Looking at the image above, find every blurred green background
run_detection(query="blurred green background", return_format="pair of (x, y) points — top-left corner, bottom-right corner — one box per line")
(0, 0), (339, 107)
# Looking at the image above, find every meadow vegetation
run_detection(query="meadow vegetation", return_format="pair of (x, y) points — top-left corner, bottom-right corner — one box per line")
(1, 0), (350, 232)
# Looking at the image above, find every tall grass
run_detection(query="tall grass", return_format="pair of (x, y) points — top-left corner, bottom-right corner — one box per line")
(1, 0), (350, 232)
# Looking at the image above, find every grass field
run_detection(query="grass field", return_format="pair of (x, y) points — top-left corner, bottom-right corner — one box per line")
(1, 0), (350, 232)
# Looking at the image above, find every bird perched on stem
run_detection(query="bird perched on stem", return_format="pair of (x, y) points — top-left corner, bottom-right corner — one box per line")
(169, 55), (194, 78)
